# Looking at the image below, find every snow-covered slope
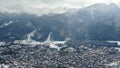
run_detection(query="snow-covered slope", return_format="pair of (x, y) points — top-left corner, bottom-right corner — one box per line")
(0, 3), (120, 42)
(0, 21), (13, 28)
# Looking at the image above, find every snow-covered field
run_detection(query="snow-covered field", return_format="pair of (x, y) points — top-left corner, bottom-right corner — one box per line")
(107, 41), (120, 46)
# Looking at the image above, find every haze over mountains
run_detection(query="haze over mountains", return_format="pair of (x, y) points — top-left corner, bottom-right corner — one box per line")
(1, 2), (120, 68)
(0, 3), (120, 42)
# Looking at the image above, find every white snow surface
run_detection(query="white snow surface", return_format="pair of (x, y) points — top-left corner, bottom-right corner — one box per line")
(107, 41), (120, 45)
(14, 32), (67, 50)
(0, 21), (13, 28)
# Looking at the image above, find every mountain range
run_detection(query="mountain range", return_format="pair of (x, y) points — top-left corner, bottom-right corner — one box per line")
(0, 3), (120, 42)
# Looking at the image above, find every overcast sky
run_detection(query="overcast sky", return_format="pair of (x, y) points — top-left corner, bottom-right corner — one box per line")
(0, 0), (120, 15)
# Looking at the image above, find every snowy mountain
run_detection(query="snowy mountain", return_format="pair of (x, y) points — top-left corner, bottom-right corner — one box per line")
(0, 3), (120, 42)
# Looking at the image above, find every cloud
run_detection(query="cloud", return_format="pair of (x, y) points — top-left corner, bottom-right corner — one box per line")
(0, 0), (119, 15)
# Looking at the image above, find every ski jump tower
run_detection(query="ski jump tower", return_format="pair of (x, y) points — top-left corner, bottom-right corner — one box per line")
(44, 32), (53, 45)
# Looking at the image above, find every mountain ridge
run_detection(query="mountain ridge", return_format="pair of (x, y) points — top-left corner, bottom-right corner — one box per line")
(0, 3), (120, 42)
